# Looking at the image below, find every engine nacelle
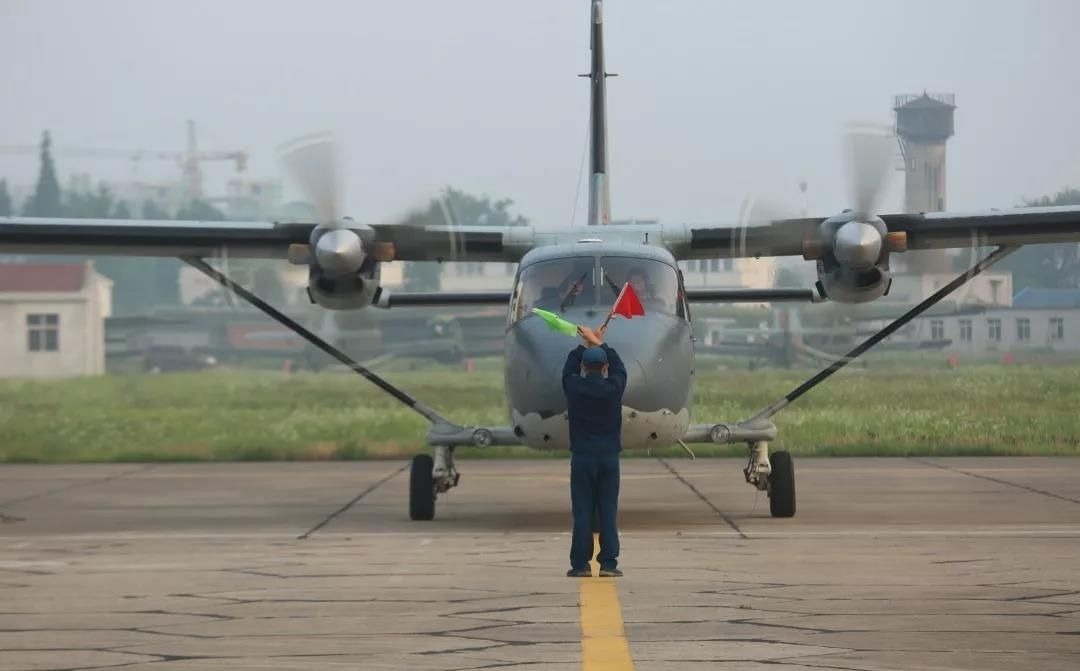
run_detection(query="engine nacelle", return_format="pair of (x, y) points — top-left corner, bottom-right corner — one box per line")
(307, 267), (381, 310)
(811, 211), (894, 304)
(303, 221), (382, 310)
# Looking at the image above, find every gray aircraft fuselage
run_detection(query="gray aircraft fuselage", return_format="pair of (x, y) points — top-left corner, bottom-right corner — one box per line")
(502, 240), (695, 451)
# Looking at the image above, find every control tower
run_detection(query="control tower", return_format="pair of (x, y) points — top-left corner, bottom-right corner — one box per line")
(894, 92), (956, 273)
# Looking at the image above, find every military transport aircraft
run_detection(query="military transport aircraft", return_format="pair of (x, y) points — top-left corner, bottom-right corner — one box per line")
(3, 0), (1080, 521)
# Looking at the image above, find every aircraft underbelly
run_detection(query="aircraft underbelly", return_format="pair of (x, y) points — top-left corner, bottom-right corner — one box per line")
(510, 405), (690, 452)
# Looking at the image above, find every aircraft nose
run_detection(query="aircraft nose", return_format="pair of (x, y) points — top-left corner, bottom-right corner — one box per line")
(506, 310), (693, 420)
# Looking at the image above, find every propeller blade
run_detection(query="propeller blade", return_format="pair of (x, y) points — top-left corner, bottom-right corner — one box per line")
(842, 123), (897, 220)
(278, 132), (343, 226)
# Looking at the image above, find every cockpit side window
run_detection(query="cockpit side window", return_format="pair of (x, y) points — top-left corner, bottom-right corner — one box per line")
(599, 256), (680, 318)
(509, 257), (597, 323)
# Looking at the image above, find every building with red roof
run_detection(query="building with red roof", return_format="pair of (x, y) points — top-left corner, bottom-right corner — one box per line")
(0, 261), (113, 377)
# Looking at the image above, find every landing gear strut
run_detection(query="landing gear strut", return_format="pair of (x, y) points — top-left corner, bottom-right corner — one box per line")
(728, 245), (1017, 519)
(181, 257), (476, 524)
(742, 441), (795, 518)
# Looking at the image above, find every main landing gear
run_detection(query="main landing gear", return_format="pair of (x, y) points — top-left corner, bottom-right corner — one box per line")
(180, 257), (483, 524)
(741, 441), (795, 518)
(410, 446), (461, 521)
(718, 246), (1019, 520)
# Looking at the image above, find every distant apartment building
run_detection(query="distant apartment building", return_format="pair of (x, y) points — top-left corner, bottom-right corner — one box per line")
(873, 288), (1080, 353)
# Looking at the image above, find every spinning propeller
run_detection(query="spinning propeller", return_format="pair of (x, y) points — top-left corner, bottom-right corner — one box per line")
(275, 133), (463, 309)
(279, 133), (370, 277)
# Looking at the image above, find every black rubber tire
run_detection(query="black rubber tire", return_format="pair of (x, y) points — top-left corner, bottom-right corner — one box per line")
(409, 454), (436, 521)
(768, 451), (796, 518)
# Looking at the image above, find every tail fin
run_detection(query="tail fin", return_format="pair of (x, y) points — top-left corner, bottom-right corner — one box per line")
(585, 0), (612, 225)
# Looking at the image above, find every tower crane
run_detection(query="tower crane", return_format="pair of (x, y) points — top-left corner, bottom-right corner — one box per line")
(0, 120), (247, 201)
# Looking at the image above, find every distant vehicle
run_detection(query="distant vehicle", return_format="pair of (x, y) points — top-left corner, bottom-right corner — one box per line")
(142, 346), (217, 374)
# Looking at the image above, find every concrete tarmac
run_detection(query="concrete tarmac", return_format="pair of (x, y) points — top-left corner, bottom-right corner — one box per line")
(1, 457), (1078, 670)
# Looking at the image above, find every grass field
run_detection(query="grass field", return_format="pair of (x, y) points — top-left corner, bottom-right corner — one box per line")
(1, 359), (1078, 462)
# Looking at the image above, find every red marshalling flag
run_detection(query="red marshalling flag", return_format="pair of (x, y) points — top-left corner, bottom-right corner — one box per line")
(611, 282), (646, 319)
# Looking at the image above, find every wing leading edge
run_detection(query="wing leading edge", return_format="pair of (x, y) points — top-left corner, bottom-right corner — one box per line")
(0, 217), (531, 263)
(670, 204), (1080, 260)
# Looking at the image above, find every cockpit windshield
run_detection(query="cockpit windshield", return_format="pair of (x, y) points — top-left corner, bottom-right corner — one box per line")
(510, 255), (682, 322)
(600, 256), (680, 316)
(510, 257), (596, 322)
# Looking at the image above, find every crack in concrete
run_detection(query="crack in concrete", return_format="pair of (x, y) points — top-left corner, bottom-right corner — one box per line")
(909, 458), (1080, 506)
(657, 457), (748, 538)
(0, 464), (157, 509)
(297, 462), (408, 539)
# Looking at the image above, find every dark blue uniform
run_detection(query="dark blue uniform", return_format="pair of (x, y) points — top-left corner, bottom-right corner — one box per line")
(562, 343), (627, 572)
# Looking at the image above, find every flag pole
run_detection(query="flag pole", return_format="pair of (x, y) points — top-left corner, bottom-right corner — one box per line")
(600, 283), (627, 331)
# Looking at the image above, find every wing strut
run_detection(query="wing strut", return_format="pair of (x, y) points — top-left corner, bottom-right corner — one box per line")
(744, 244), (1018, 424)
(180, 257), (453, 427)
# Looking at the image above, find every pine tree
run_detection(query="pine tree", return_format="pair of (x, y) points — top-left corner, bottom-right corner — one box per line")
(142, 200), (169, 220)
(175, 199), (225, 221)
(113, 201), (132, 219)
(0, 179), (11, 217)
(23, 131), (63, 216)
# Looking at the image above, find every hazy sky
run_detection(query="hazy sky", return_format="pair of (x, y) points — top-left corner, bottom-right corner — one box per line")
(3, 0), (1079, 227)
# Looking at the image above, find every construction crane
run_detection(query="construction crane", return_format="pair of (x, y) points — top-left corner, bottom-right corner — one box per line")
(0, 120), (247, 201)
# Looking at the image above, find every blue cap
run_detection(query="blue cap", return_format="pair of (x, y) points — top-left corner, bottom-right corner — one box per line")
(582, 347), (608, 366)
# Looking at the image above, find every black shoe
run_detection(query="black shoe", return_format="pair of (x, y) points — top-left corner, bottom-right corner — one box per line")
(566, 567), (592, 578)
(598, 566), (623, 577)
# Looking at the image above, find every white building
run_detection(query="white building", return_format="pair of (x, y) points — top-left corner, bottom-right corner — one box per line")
(874, 288), (1080, 353)
(884, 270), (1012, 307)
(0, 262), (113, 377)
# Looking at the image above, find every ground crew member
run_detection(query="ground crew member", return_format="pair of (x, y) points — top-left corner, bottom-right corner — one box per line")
(562, 325), (627, 577)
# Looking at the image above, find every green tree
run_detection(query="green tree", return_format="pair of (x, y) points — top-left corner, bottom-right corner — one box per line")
(142, 200), (170, 220)
(998, 187), (1080, 289)
(772, 266), (803, 288)
(66, 184), (115, 219)
(252, 265), (285, 305)
(22, 131), (63, 217)
(438, 186), (529, 228)
(399, 187), (529, 291)
(176, 199), (225, 221)
(91, 198), (184, 314)
(0, 179), (11, 217)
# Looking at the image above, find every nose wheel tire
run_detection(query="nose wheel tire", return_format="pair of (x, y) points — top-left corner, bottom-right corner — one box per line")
(767, 450), (796, 518)
(410, 454), (436, 521)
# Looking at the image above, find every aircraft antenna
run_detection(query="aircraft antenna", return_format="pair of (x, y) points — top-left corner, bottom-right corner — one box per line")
(569, 112), (591, 228)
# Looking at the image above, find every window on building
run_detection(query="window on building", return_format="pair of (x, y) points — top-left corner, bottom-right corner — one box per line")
(1050, 317), (1064, 341)
(930, 319), (944, 341)
(1016, 318), (1030, 342)
(959, 319), (972, 342)
(708, 259), (720, 272)
(27, 314), (59, 352)
(988, 318), (1001, 342)
(723, 258), (733, 272)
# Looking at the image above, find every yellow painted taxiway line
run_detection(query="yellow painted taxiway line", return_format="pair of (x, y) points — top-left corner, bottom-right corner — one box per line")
(579, 533), (635, 670)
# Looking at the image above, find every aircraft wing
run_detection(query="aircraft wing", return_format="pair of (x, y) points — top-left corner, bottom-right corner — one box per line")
(683, 288), (819, 303)
(670, 205), (1080, 259)
(374, 290), (510, 308)
(0, 216), (529, 262)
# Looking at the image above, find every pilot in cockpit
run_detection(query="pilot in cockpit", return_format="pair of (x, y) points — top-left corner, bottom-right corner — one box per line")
(625, 266), (667, 311)
(535, 266), (594, 312)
